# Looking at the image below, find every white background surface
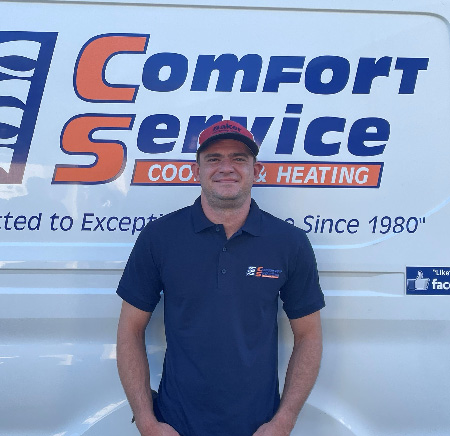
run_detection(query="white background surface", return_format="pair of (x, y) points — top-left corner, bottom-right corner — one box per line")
(0, 1), (449, 435)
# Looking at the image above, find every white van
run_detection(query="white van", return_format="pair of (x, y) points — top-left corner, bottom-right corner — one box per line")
(1, 1), (449, 435)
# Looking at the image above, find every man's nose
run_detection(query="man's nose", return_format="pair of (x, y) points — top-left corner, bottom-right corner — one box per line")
(218, 158), (235, 172)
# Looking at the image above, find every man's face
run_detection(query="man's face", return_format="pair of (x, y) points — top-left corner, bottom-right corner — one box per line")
(192, 139), (262, 210)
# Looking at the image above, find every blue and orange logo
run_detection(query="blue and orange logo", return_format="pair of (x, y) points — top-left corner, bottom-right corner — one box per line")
(0, 32), (429, 187)
(246, 266), (282, 279)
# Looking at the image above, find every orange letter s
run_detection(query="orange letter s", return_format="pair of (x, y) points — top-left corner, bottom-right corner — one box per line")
(52, 114), (134, 184)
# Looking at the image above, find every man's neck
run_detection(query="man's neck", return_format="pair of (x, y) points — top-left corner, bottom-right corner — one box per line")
(200, 194), (251, 239)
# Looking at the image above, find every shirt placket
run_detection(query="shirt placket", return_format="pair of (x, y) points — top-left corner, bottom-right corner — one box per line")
(214, 225), (227, 290)
(216, 227), (243, 290)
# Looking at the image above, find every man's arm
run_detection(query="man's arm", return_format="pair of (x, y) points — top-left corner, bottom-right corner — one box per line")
(253, 310), (323, 436)
(117, 300), (179, 436)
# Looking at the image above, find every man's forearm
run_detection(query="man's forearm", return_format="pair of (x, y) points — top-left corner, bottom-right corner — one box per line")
(117, 327), (158, 431)
(273, 327), (323, 432)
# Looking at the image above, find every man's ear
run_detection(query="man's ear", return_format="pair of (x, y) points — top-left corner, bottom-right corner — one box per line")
(253, 161), (263, 181)
(191, 161), (200, 182)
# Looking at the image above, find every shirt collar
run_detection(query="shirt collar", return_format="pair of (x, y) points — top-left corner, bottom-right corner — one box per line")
(191, 196), (262, 236)
(241, 199), (262, 236)
(192, 196), (215, 233)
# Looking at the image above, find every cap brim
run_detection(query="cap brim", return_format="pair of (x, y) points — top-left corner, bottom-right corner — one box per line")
(197, 132), (259, 156)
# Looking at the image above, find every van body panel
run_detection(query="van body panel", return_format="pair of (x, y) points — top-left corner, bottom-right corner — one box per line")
(1, 1), (449, 435)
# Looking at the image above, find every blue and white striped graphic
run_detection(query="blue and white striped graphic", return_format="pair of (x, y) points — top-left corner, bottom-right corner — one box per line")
(0, 40), (39, 166)
(0, 32), (57, 184)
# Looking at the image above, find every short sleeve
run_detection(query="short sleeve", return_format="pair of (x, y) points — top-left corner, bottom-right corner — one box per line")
(116, 226), (162, 312)
(279, 232), (325, 319)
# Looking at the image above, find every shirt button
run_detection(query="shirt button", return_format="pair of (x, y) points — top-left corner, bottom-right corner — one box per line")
(222, 247), (227, 252)
(215, 226), (220, 232)
(221, 269), (227, 274)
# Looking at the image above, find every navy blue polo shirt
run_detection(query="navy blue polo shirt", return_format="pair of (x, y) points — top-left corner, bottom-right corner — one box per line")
(117, 197), (325, 436)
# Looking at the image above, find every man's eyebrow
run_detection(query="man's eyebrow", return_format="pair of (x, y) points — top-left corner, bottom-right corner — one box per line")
(203, 153), (222, 158)
(203, 152), (251, 159)
(229, 152), (251, 158)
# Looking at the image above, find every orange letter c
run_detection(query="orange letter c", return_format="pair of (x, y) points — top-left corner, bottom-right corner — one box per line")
(75, 34), (148, 102)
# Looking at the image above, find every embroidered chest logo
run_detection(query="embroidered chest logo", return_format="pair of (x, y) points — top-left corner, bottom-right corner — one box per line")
(246, 266), (282, 279)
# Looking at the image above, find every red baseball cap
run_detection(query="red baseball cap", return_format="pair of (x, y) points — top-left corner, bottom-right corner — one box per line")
(197, 120), (259, 156)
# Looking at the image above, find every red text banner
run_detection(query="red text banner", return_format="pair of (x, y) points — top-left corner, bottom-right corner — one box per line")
(132, 160), (383, 188)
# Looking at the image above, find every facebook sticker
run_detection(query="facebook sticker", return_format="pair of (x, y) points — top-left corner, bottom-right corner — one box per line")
(406, 266), (450, 295)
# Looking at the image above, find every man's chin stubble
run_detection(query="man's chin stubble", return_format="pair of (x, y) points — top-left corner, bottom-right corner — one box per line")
(203, 191), (249, 210)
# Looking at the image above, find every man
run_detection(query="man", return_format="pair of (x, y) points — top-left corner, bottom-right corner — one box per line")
(117, 120), (325, 436)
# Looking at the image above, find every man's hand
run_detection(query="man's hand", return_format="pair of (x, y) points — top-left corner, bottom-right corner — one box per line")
(252, 419), (291, 436)
(140, 421), (180, 436)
